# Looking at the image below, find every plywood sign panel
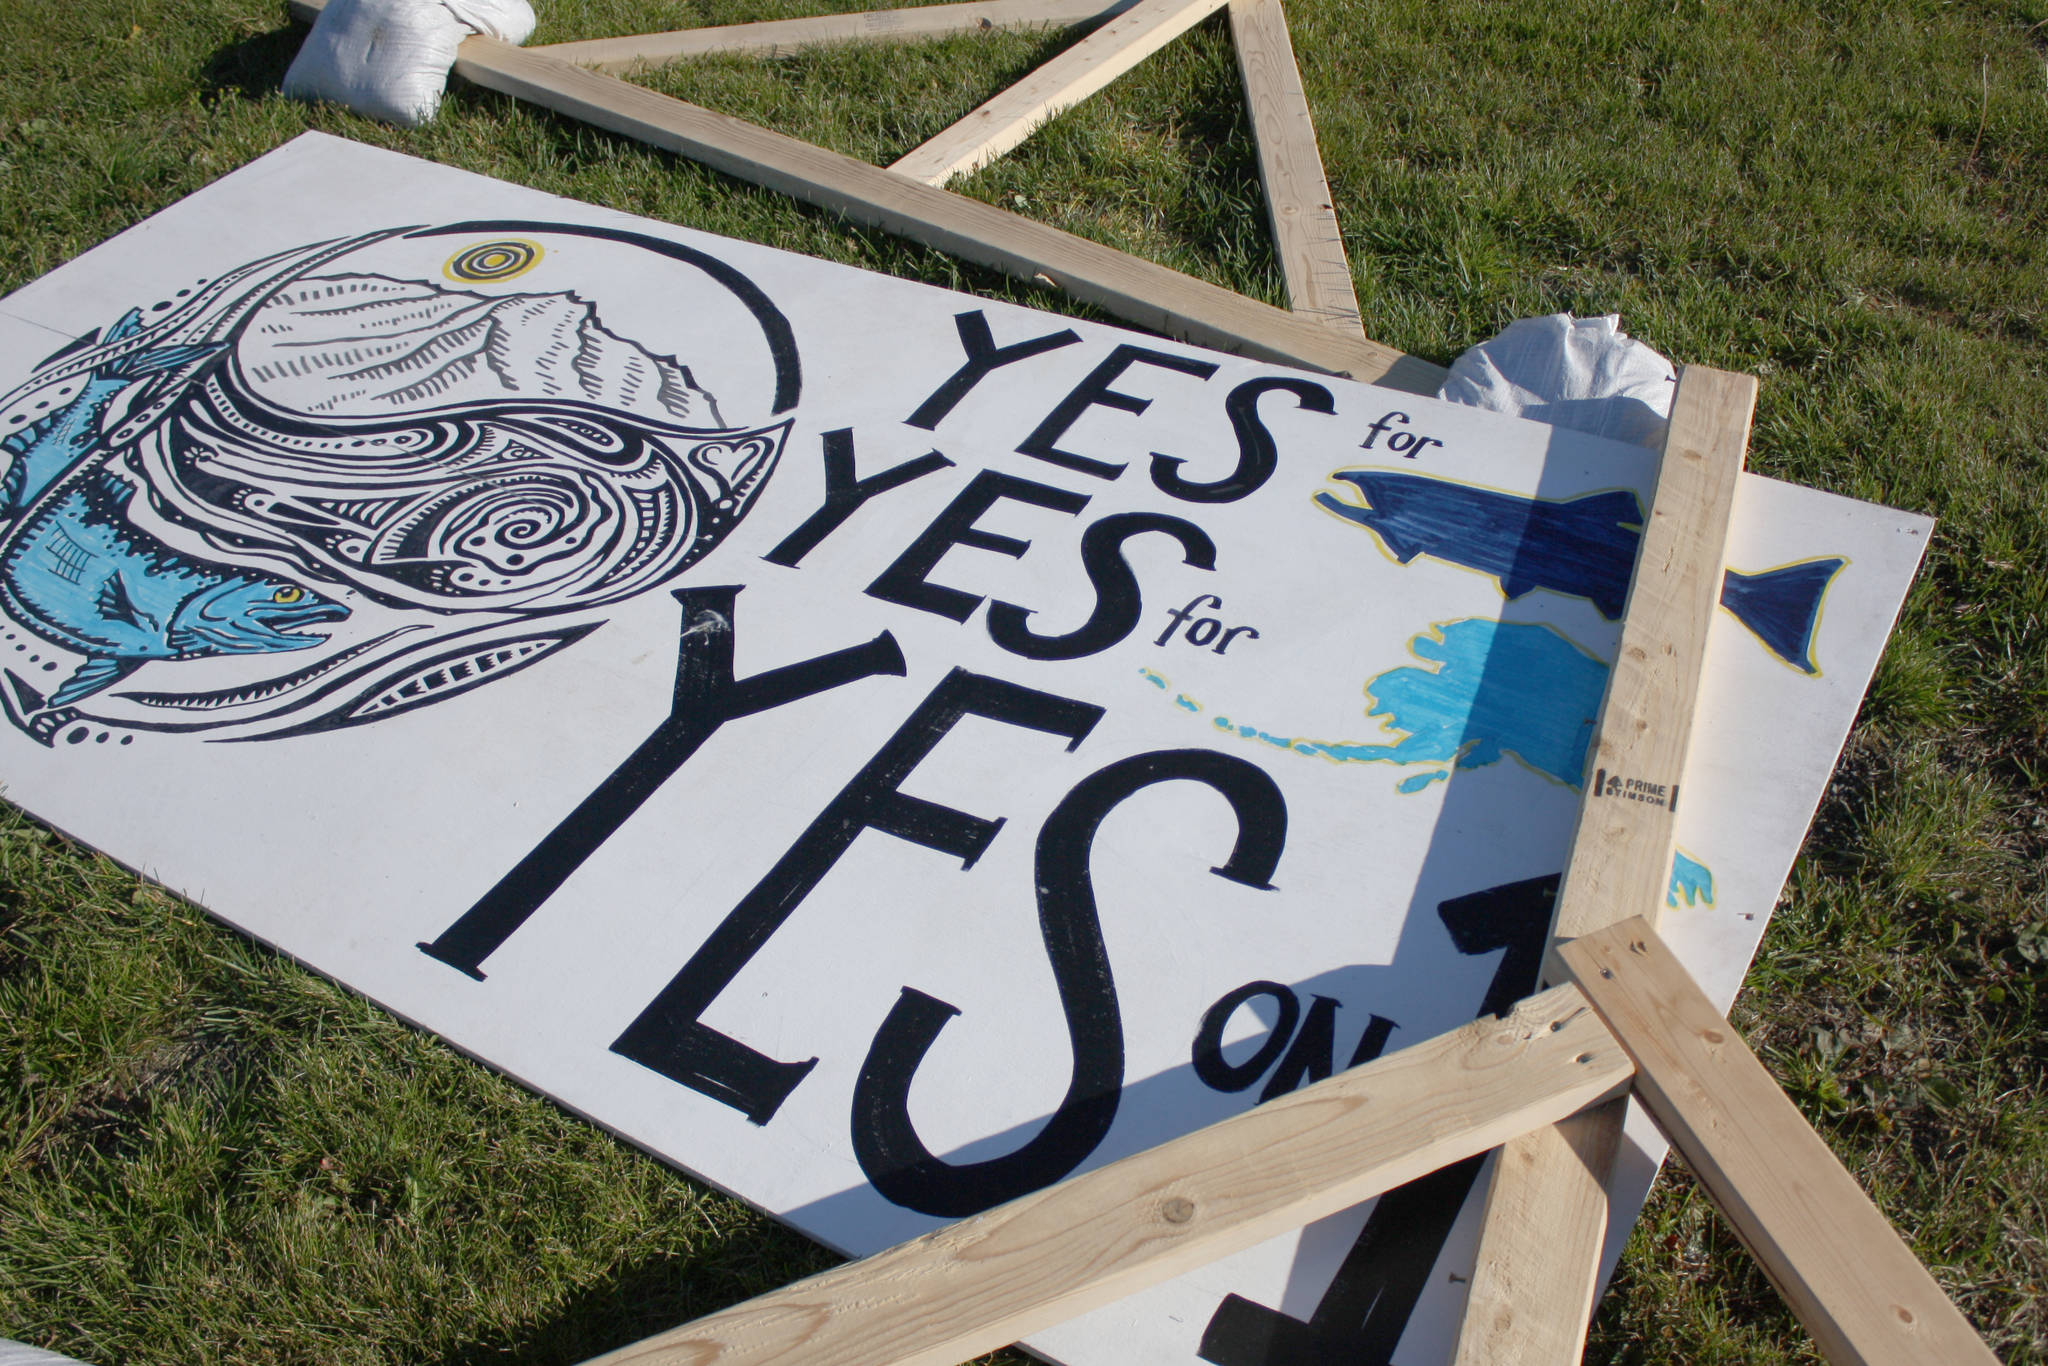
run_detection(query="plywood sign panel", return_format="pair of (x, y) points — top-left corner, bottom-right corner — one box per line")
(0, 132), (1929, 1366)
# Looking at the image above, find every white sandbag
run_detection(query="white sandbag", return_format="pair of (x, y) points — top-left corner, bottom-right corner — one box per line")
(0, 1342), (91, 1366)
(283, 0), (536, 128)
(442, 0), (535, 42)
(1438, 313), (1676, 449)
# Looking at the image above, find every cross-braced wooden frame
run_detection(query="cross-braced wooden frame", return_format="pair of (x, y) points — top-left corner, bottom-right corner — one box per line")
(281, 4), (2004, 1359)
(289, 0), (1445, 391)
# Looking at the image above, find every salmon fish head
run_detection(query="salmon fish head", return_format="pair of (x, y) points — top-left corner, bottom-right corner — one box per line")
(168, 576), (350, 657)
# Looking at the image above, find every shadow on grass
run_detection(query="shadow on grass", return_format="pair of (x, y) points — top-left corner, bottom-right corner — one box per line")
(427, 1227), (841, 1366)
(198, 21), (304, 105)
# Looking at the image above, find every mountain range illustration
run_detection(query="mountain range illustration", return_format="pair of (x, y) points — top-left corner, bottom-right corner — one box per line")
(235, 274), (726, 427)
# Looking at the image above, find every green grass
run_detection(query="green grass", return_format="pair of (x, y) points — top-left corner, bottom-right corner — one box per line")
(1, 0), (2045, 1360)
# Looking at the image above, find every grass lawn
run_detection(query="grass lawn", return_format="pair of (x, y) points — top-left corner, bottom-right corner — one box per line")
(1, 0), (2044, 1361)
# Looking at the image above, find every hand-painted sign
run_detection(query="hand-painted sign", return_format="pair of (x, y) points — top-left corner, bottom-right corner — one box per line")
(0, 133), (1929, 1366)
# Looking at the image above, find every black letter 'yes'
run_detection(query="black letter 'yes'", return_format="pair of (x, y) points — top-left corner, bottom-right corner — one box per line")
(764, 428), (953, 568)
(1150, 376), (1336, 504)
(609, 670), (1101, 1125)
(852, 749), (1286, 1217)
(417, 588), (905, 980)
(987, 511), (1217, 661)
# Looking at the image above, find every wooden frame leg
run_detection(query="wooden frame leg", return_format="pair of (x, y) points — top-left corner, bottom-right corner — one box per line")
(1562, 920), (1999, 1366)
(541, 0), (1370, 345)
(1227, 0), (1364, 335)
(888, 0), (1231, 186)
(1455, 1097), (1624, 1363)
(537, 0), (1135, 73)
(1451, 364), (1755, 1366)
(572, 984), (1630, 1366)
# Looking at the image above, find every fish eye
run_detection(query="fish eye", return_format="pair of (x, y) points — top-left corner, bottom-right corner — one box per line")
(272, 586), (304, 604)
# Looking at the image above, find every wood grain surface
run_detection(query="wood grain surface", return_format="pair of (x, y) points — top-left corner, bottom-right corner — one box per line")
(576, 984), (1630, 1366)
(1453, 364), (1754, 1366)
(1563, 920), (2000, 1366)
(888, 0), (1229, 185)
(537, 0), (1132, 73)
(1227, 0), (1362, 333)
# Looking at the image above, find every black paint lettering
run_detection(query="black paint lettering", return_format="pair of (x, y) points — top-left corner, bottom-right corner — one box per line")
(763, 428), (954, 568)
(906, 310), (1081, 430)
(1157, 593), (1222, 646)
(1256, 993), (1339, 1103)
(1200, 1160), (1485, 1365)
(1149, 376), (1336, 503)
(1192, 981), (1301, 1093)
(1197, 874), (1558, 1365)
(1348, 1013), (1397, 1068)
(418, 587), (906, 980)
(986, 512), (1217, 661)
(1440, 874), (1559, 1021)
(1215, 624), (1260, 655)
(612, 669), (1104, 1125)
(1017, 344), (1220, 481)
(866, 470), (1089, 622)
(1360, 410), (1409, 451)
(853, 748), (1286, 1216)
(1385, 430), (1442, 459)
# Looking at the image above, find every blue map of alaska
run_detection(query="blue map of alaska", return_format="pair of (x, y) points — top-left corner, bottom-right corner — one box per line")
(1216, 619), (1606, 793)
(1202, 618), (1718, 909)
(1155, 467), (1800, 914)
(1315, 469), (1845, 674)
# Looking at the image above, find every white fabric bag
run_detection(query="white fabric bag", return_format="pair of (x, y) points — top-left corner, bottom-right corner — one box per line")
(1438, 313), (1677, 449)
(283, 0), (536, 128)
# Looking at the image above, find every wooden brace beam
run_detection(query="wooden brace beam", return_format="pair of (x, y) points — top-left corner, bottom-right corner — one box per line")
(574, 984), (1631, 1366)
(1547, 365), (1753, 963)
(1227, 0), (1362, 334)
(1452, 364), (1755, 1366)
(536, 0), (1134, 74)
(1562, 920), (1999, 1366)
(888, 0), (1230, 186)
(288, 0), (1442, 391)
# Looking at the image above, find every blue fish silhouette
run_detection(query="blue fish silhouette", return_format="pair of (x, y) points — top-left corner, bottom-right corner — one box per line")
(1718, 560), (1843, 675)
(1316, 470), (1845, 673)
(2, 311), (216, 513)
(0, 312), (349, 713)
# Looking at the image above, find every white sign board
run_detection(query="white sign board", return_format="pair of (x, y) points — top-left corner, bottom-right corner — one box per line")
(0, 133), (1928, 1365)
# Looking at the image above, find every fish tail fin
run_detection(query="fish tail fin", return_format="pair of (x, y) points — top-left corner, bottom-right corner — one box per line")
(104, 309), (146, 343)
(106, 340), (224, 381)
(0, 671), (66, 746)
(49, 656), (141, 709)
(1719, 558), (1847, 673)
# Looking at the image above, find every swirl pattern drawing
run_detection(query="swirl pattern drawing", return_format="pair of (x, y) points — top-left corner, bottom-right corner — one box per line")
(0, 223), (799, 746)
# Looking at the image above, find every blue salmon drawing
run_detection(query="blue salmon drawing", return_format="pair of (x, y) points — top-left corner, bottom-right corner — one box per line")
(0, 312), (349, 711)
(1, 314), (210, 514)
(1315, 470), (1845, 673)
